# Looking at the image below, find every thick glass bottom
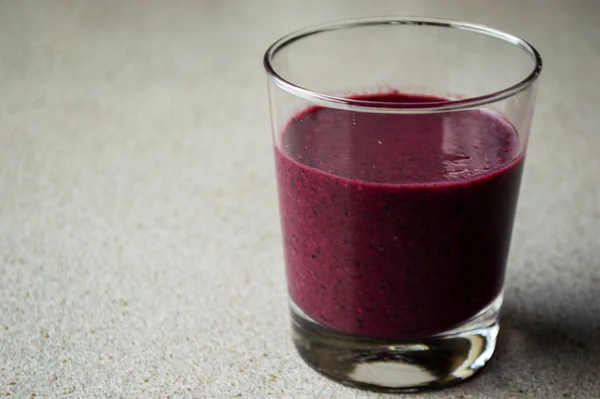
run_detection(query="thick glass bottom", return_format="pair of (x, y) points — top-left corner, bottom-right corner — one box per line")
(290, 295), (502, 392)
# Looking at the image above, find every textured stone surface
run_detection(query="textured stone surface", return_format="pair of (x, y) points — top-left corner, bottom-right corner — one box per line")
(0, 0), (598, 398)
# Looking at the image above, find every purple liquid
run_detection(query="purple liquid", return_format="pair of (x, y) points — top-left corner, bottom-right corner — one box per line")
(275, 92), (525, 339)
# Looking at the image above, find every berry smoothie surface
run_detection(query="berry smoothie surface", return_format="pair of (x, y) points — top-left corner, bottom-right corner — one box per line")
(275, 92), (525, 339)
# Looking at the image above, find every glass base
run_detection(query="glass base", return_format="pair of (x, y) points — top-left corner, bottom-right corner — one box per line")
(290, 295), (502, 392)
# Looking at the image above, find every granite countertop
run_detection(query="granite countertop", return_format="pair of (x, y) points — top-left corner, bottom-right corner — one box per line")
(1, 0), (599, 398)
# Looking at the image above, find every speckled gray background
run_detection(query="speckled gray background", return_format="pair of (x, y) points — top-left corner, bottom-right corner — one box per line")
(0, 0), (598, 398)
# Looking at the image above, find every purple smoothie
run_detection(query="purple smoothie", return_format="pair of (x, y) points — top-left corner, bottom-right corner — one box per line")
(275, 92), (525, 339)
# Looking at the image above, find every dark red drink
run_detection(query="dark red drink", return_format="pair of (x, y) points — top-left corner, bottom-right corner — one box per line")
(275, 92), (524, 339)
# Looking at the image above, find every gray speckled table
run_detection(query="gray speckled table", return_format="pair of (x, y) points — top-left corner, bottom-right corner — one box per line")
(0, 0), (599, 398)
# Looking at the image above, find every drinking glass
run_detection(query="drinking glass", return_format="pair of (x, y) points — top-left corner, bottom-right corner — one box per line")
(264, 17), (542, 391)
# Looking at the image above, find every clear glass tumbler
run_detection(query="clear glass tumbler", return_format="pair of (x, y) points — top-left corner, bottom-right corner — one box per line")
(264, 17), (542, 391)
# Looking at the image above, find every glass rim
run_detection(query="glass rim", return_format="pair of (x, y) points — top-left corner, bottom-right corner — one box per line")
(263, 17), (543, 114)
